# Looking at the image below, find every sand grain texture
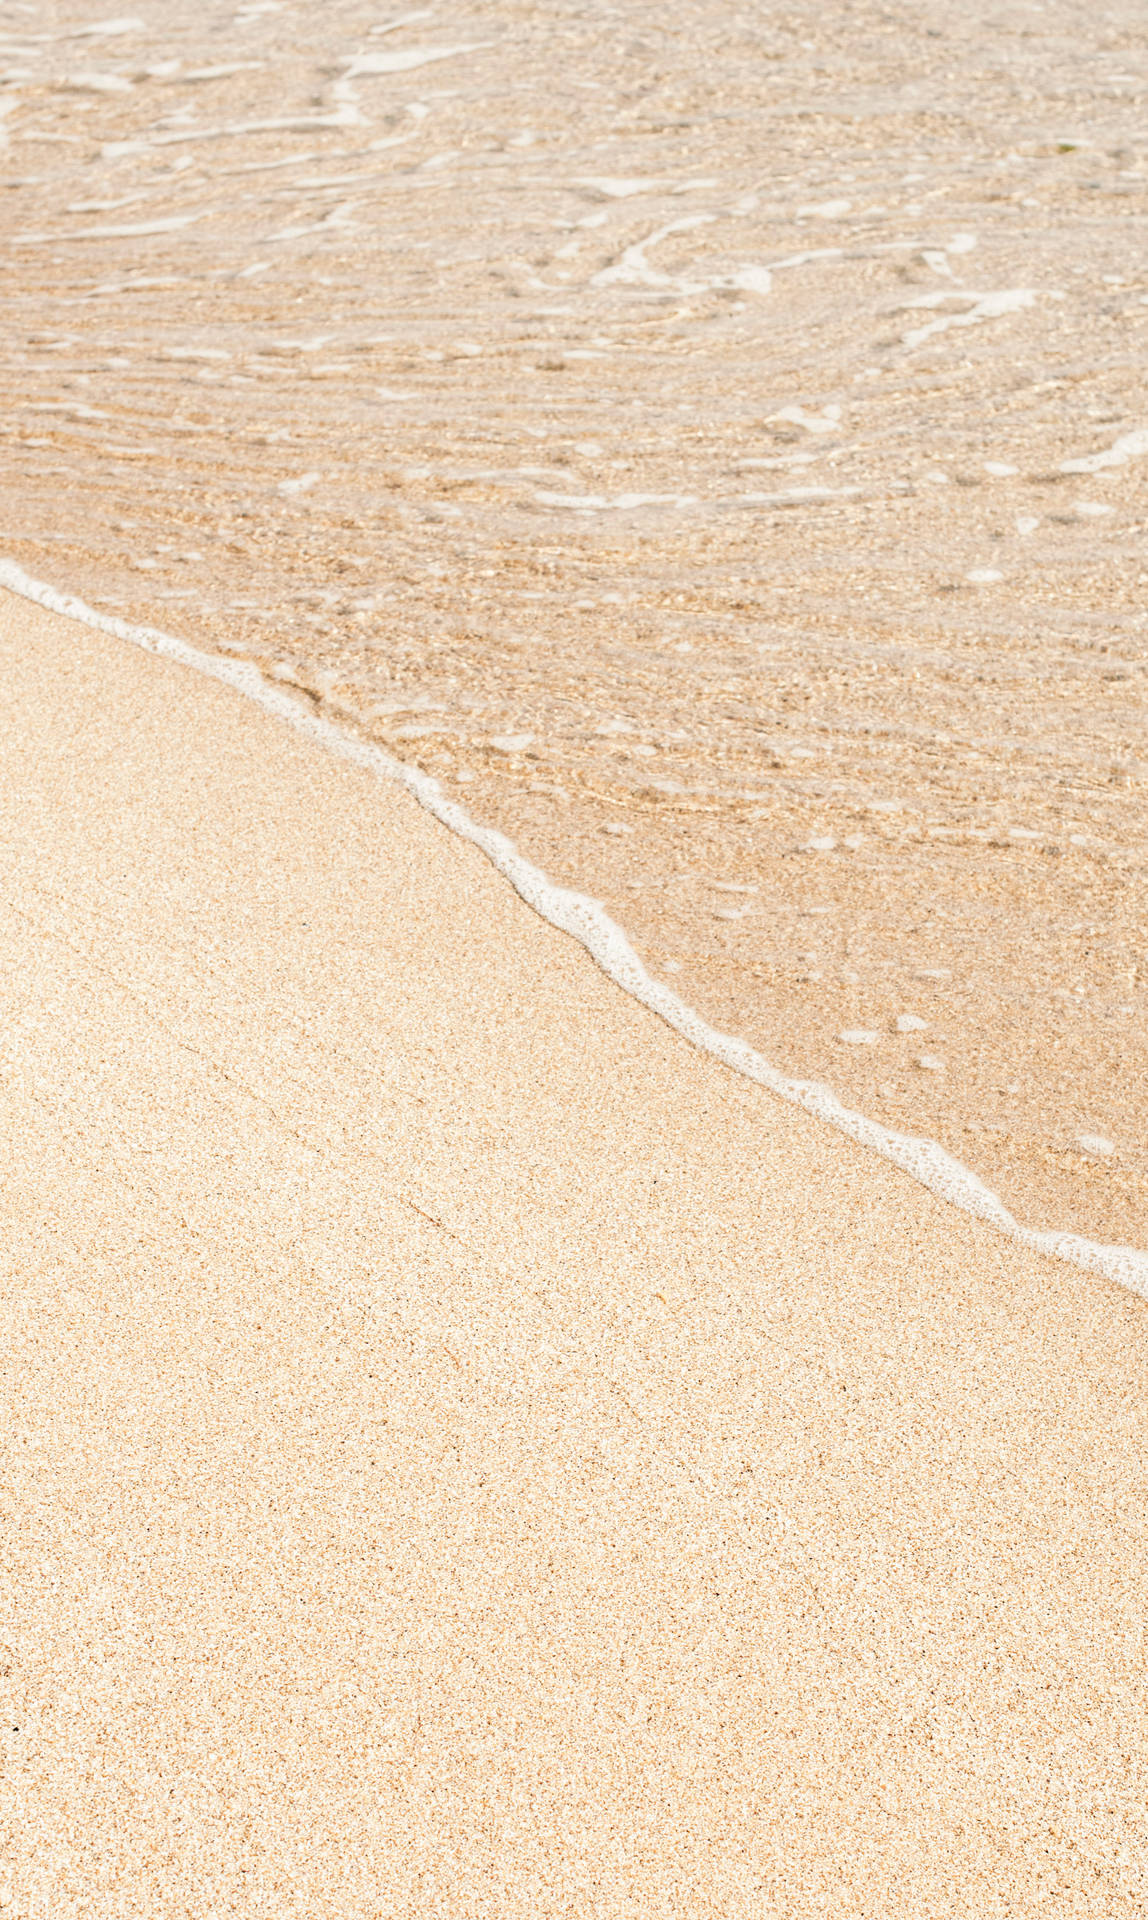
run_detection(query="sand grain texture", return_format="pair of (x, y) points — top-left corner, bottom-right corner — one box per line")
(2, 589), (1148, 1915)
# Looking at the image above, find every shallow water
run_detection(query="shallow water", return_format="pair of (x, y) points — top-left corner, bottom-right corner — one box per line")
(2, 0), (1146, 1245)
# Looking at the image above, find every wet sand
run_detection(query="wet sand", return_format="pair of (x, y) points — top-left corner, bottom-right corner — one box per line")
(1, 0), (1146, 1247)
(4, 584), (1148, 1913)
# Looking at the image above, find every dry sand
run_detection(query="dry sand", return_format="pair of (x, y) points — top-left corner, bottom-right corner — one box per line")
(3, 586), (1148, 1915)
(1, 0), (1146, 1249)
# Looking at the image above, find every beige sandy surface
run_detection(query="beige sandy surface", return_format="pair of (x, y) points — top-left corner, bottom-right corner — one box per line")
(1, 0), (1146, 1251)
(3, 587), (1148, 1915)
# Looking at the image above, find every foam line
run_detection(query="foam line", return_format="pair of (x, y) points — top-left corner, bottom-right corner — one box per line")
(3, 557), (1145, 1301)
(12, 215), (201, 245)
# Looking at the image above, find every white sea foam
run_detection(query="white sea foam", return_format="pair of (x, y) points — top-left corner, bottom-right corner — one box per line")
(593, 221), (841, 301)
(102, 107), (362, 155)
(738, 455), (817, 472)
(13, 214), (201, 243)
(771, 404), (842, 435)
(59, 70), (133, 93)
(798, 198), (852, 219)
(737, 486), (860, 506)
(592, 214), (716, 292)
(727, 265), (773, 294)
(576, 177), (668, 198)
(534, 490), (686, 512)
(26, 400), (110, 419)
(764, 246), (845, 270)
(176, 62), (265, 83)
(901, 288), (1036, 349)
(72, 16), (146, 35)
(2, 557), (1145, 1300)
(343, 46), (477, 78)
(370, 13), (435, 36)
(67, 192), (150, 212)
(1060, 428), (1148, 474)
(920, 249), (954, 279)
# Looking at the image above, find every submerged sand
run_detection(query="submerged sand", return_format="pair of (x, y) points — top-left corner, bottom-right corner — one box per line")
(2, 587), (1147, 1914)
(1, 0), (1145, 1248)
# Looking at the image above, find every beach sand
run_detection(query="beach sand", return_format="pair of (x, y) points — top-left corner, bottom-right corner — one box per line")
(3, 586), (1147, 1914)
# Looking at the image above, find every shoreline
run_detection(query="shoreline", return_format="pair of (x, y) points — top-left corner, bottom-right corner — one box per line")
(4, 557), (1144, 1300)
